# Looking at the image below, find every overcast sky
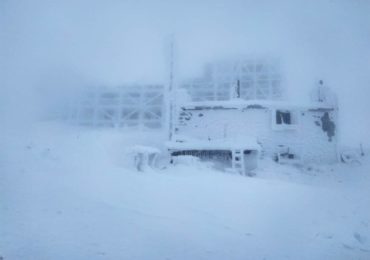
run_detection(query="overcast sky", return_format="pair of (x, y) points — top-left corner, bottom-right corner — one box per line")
(1, 0), (370, 145)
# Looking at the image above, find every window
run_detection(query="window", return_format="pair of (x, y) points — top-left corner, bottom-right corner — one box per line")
(272, 109), (298, 130)
(276, 110), (291, 125)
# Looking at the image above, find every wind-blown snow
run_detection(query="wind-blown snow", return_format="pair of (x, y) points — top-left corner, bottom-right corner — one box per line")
(1, 122), (370, 259)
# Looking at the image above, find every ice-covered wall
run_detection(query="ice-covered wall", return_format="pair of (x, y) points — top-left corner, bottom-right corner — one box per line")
(175, 106), (338, 164)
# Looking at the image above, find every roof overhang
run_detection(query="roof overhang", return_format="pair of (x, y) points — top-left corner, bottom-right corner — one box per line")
(180, 99), (335, 111)
(166, 137), (261, 151)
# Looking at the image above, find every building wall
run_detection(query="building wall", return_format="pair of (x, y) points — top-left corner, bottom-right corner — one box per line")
(175, 107), (338, 164)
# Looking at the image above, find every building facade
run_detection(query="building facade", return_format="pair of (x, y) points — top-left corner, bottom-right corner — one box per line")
(172, 99), (338, 164)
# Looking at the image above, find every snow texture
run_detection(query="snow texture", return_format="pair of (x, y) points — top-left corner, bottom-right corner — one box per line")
(176, 101), (338, 164)
(1, 122), (369, 260)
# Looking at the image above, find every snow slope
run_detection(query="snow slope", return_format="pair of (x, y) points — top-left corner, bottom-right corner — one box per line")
(1, 122), (370, 259)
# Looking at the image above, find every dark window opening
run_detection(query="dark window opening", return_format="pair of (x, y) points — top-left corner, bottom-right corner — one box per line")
(171, 150), (232, 168)
(276, 110), (291, 125)
(280, 153), (295, 159)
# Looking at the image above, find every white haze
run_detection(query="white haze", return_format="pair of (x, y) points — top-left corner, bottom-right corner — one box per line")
(1, 0), (370, 146)
(2, 2), (370, 259)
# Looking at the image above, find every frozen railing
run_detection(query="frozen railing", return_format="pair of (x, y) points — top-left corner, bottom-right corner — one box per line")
(182, 57), (283, 101)
(69, 85), (165, 129)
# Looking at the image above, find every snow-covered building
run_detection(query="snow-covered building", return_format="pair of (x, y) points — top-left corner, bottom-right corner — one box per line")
(168, 59), (338, 175)
(67, 57), (339, 175)
(169, 99), (338, 165)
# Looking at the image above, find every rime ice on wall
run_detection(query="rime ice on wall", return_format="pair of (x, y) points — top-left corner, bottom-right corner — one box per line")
(182, 58), (283, 102)
(320, 112), (336, 141)
(175, 101), (338, 164)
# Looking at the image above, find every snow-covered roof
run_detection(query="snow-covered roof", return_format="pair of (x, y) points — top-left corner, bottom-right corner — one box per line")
(180, 99), (335, 111)
(166, 136), (261, 151)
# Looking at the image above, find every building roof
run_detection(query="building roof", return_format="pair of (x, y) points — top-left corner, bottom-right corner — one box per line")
(180, 99), (335, 111)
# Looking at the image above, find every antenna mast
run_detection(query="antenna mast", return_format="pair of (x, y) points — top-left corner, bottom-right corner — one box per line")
(168, 35), (175, 141)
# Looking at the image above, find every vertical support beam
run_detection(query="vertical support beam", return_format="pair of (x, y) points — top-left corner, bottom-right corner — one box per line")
(138, 85), (144, 131)
(236, 79), (241, 99)
(93, 88), (98, 127)
(253, 59), (257, 99)
(167, 34), (176, 141)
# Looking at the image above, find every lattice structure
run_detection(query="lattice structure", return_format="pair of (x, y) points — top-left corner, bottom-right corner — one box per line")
(70, 85), (164, 129)
(182, 58), (283, 101)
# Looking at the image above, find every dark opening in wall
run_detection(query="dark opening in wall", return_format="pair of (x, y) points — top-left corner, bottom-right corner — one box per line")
(171, 150), (232, 163)
(320, 112), (335, 142)
(276, 110), (291, 124)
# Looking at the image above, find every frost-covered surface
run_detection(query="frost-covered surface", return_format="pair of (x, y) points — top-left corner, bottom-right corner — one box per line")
(181, 99), (335, 110)
(166, 136), (260, 150)
(1, 122), (370, 259)
(176, 105), (338, 163)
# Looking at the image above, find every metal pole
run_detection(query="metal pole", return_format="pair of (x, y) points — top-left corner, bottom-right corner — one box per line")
(168, 35), (175, 141)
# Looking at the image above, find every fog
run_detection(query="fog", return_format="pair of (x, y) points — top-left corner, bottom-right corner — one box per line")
(3, 1), (370, 259)
(1, 0), (370, 145)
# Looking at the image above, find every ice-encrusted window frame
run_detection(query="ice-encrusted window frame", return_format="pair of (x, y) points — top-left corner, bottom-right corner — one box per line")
(271, 108), (299, 131)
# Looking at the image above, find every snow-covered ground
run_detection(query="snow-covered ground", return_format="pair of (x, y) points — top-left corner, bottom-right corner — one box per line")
(1, 122), (370, 260)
